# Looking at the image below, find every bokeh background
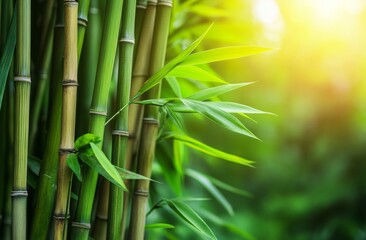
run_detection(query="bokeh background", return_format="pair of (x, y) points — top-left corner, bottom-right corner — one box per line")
(158, 0), (366, 239)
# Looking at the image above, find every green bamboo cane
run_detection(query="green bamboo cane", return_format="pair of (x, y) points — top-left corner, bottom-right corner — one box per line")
(29, 0), (90, 238)
(76, 0), (100, 137)
(52, 1), (78, 239)
(91, 178), (109, 239)
(129, 1), (172, 239)
(107, 0), (136, 239)
(71, 1), (123, 239)
(116, 0), (157, 235)
(12, 0), (31, 239)
(134, 0), (148, 52)
(124, 0), (157, 192)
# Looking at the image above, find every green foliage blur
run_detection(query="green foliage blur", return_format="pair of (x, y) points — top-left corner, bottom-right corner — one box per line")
(150, 0), (366, 239)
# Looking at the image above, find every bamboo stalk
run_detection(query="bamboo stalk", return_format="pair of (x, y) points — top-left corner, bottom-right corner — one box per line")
(129, 1), (172, 239)
(107, 0), (136, 239)
(29, 1), (64, 238)
(91, 178), (109, 239)
(12, 0), (31, 239)
(71, 1), (123, 239)
(52, 1), (78, 239)
(119, 0), (158, 236)
(134, 0), (148, 52)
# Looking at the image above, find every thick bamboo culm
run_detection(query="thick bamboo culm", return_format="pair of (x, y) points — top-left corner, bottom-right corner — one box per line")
(71, 1), (123, 239)
(129, 1), (172, 239)
(134, 0), (148, 52)
(12, 0), (31, 239)
(53, 1), (78, 239)
(107, 0), (136, 239)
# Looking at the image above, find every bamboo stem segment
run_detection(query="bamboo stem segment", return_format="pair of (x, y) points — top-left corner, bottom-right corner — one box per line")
(107, 0), (136, 238)
(71, 1), (124, 239)
(53, 1), (78, 239)
(12, 0), (31, 239)
(129, 1), (172, 239)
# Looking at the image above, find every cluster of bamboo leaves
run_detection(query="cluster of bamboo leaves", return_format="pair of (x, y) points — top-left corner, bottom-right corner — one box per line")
(0, 0), (271, 239)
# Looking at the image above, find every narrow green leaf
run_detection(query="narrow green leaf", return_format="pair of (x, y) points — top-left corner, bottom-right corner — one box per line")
(135, 98), (172, 106)
(79, 143), (126, 190)
(145, 223), (175, 230)
(166, 65), (227, 83)
(181, 99), (258, 139)
(207, 175), (252, 198)
(114, 165), (155, 181)
(164, 105), (185, 130)
(166, 199), (217, 240)
(187, 83), (253, 101)
(165, 76), (182, 97)
(0, 10), (16, 109)
(181, 46), (272, 66)
(66, 153), (82, 181)
(28, 155), (41, 176)
(166, 133), (253, 166)
(133, 23), (214, 99)
(186, 169), (233, 215)
(74, 133), (101, 150)
(204, 101), (273, 115)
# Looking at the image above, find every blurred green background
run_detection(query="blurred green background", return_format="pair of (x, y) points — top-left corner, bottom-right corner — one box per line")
(153, 0), (366, 239)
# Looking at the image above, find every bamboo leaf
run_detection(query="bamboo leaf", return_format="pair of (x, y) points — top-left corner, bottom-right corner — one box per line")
(145, 223), (175, 229)
(166, 199), (217, 240)
(204, 101), (273, 115)
(186, 169), (233, 215)
(74, 133), (101, 150)
(166, 133), (253, 166)
(187, 83), (253, 101)
(166, 65), (227, 83)
(133, 23), (213, 99)
(207, 175), (252, 198)
(66, 153), (82, 181)
(181, 99), (258, 139)
(0, 10), (16, 109)
(181, 46), (272, 66)
(165, 76), (182, 97)
(79, 143), (126, 190)
(164, 105), (185, 130)
(114, 166), (155, 182)
(28, 155), (41, 176)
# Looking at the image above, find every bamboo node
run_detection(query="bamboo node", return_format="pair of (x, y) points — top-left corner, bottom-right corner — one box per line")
(11, 191), (28, 197)
(136, 4), (147, 9)
(157, 0), (173, 7)
(62, 79), (79, 86)
(59, 148), (76, 154)
(53, 214), (70, 220)
(148, 0), (158, 5)
(14, 76), (31, 83)
(55, 24), (65, 28)
(96, 214), (108, 221)
(134, 190), (149, 197)
(89, 109), (107, 116)
(143, 118), (159, 126)
(112, 130), (129, 136)
(78, 17), (88, 27)
(64, 1), (78, 6)
(119, 38), (135, 44)
(72, 222), (91, 229)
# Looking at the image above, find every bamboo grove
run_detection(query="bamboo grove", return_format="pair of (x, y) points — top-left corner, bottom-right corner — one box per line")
(0, 0), (272, 239)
